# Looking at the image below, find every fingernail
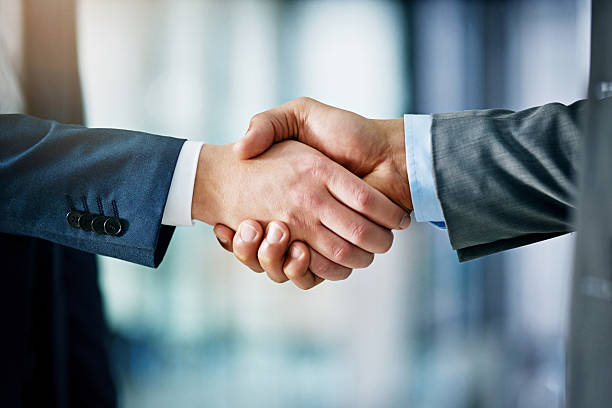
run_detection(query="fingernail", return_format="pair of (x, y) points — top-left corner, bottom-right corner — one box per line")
(239, 223), (257, 242)
(266, 223), (284, 243)
(289, 246), (303, 259)
(399, 213), (411, 229)
(216, 235), (228, 245)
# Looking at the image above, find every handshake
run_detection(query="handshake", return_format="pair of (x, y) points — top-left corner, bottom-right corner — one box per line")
(193, 97), (413, 289)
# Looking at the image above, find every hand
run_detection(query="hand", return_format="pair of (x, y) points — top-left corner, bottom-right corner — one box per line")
(194, 140), (409, 284)
(214, 220), (324, 290)
(215, 98), (412, 288)
(235, 97), (412, 211)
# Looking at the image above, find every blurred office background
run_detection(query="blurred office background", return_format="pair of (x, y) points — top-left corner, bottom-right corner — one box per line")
(77, 0), (590, 406)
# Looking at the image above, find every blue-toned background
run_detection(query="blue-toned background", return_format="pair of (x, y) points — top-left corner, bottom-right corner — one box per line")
(77, 1), (590, 406)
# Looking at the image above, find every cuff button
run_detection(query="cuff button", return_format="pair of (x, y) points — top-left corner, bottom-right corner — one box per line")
(66, 210), (85, 228)
(104, 217), (123, 236)
(79, 213), (96, 232)
(92, 215), (108, 234)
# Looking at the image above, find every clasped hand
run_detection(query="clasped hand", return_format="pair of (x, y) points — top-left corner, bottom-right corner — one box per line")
(193, 98), (413, 289)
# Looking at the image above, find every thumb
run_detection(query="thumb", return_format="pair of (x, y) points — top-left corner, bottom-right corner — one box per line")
(234, 108), (298, 159)
(233, 112), (278, 159)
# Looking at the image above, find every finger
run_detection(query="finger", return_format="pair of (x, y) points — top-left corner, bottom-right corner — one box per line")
(319, 199), (394, 254)
(308, 248), (352, 281)
(326, 164), (411, 230)
(283, 241), (322, 290)
(234, 102), (301, 160)
(308, 223), (374, 269)
(213, 224), (235, 252)
(363, 171), (413, 227)
(258, 221), (291, 283)
(233, 220), (265, 273)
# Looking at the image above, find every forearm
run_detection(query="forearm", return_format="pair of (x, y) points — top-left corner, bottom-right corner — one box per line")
(0, 114), (185, 267)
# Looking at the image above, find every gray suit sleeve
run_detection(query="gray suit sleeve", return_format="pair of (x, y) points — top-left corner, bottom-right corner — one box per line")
(431, 99), (601, 262)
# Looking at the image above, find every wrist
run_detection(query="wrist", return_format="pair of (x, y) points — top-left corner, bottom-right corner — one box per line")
(191, 144), (230, 224)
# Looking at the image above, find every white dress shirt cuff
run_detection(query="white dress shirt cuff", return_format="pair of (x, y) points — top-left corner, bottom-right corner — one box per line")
(161, 141), (204, 226)
(404, 114), (445, 223)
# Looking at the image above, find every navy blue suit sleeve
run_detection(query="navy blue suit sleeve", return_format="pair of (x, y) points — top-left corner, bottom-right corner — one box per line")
(0, 114), (186, 267)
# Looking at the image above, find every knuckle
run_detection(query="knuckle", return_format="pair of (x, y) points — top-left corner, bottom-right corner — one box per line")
(354, 187), (374, 210)
(307, 156), (328, 180)
(332, 242), (352, 264)
(350, 222), (368, 246)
